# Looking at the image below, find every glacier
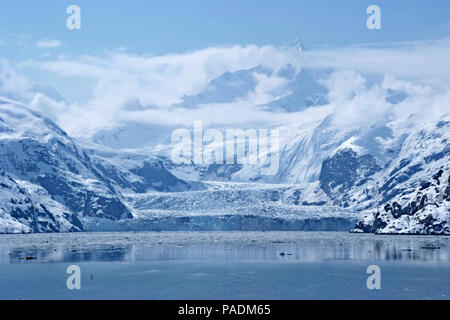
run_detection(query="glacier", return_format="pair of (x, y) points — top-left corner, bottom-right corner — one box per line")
(0, 58), (449, 234)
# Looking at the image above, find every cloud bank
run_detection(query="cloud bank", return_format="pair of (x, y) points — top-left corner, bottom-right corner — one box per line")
(298, 39), (450, 83)
(1, 39), (449, 140)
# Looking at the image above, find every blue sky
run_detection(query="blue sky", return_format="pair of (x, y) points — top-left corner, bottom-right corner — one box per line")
(1, 0), (449, 59)
(0, 0), (449, 136)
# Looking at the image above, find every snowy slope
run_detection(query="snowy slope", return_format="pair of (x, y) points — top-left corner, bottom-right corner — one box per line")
(353, 169), (449, 234)
(0, 99), (132, 222)
(352, 119), (450, 234)
(263, 66), (328, 112)
(176, 63), (328, 112)
(0, 169), (83, 233)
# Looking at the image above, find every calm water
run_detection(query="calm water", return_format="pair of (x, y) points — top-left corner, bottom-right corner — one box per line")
(0, 231), (449, 299)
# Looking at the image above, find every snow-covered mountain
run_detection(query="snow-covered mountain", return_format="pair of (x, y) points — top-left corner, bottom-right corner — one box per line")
(0, 57), (448, 234)
(352, 119), (450, 234)
(0, 99), (130, 231)
(0, 168), (83, 233)
(0, 98), (192, 232)
(176, 63), (328, 112)
(353, 169), (449, 234)
(83, 106), (448, 234)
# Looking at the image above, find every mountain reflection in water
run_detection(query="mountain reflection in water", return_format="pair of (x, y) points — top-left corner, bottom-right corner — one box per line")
(0, 231), (448, 264)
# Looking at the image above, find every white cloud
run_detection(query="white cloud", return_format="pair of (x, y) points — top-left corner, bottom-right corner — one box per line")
(25, 45), (288, 106)
(19, 45), (292, 135)
(327, 71), (392, 128)
(244, 72), (290, 105)
(299, 39), (450, 83)
(0, 59), (31, 98)
(5, 39), (450, 140)
(323, 69), (448, 130)
(36, 39), (62, 49)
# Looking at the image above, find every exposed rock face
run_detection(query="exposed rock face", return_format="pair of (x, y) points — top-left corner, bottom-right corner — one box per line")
(319, 149), (381, 206)
(0, 169), (83, 233)
(93, 157), (190, 193)
(0, 103), (132, 224)
(352, 170), (450, 234)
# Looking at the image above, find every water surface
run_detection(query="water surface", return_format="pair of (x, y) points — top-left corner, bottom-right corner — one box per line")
(0, 231), (449, 299)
